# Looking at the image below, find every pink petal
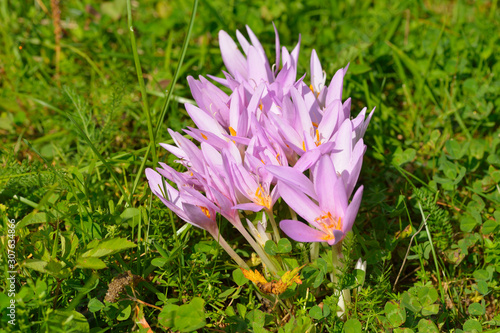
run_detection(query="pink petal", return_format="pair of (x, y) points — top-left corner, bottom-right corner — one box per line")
(219, 30), (247, 79)
(278, 181), (321, 226)
(342, 185), (364, 234)
(266, 165), (316, 199)
(315, 156), (337, 212)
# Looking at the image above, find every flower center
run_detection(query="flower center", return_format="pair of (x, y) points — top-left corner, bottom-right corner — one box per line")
(253, 184), (271, 209)
(314, 212), (342, 241)
(199, 206), (211, 219)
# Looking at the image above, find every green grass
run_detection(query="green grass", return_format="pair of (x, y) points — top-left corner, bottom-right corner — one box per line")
(1, 0), (499, 332)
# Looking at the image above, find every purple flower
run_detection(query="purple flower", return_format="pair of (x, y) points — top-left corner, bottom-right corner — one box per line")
(272, 155), (364, 245)
(145, 168), (219, 237)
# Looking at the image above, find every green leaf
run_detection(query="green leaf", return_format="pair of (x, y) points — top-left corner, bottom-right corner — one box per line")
(24, 259), (70, 278)
(276, 238), (292, 253)
(421, 304), (440, 316)
(313, 270), (325, 288)
(460, 215), (478, 233)
(316, 258), (328, 274)
(233, 268), (248, 286)
(417, 319), (439, 332)
(343, 318), (362, 333)
(17, 212), (47, 229)
(392, 147), (416, 166)
(417, 287), (438, 307)
(473, 269), (490, 281)
(76, 257), (107, 270)
(247, 309), (266, 329)
(117, 304), (131, 321)
(82, 238), (136, 258)
(50, 310), (90, 333)
(151, 258), (168, 267)
(101, 0), (127, 21)
(158, 304), (179, 329)
(88, 298), (104, 313)
(236, 303), (247, 319)
(463, 319), (482, 332)
(323, 303), (331, 318)
(394, 328), (415, 333)
(355, 268), (366, 287)
(218, 287), (236, 301)
(481, 220), (499, 234)
(474, 280), (489, 296)
(120, 207), (141, 228)
(264, 240), (278, 256)
(309, 305), (323, 320)
(468, 303), (485, 316)
(402, 292), (422, 313)
(384, 301), (406, 327)
(349, 63), (371, 75)
(0, 293), (10, 310)
(445, 139), (466, 160)
(174, 297), (206, 332)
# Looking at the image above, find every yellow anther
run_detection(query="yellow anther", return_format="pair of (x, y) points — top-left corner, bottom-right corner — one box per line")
(254, 185), (271, 209)
(229, 126), (237, 136)
(199, 206), (211, 219)
(315, 129), (322, 146)
(201, 133), (208, 140)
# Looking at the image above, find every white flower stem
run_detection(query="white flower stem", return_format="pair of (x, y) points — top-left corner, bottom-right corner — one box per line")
(266, 208), (281, 242)
(331, 242), (351, 318)
(235, 223), (281, 276)
(214, 232), (249, 269)
(288, 206), (297, 221)
(310, 242), (319, 261)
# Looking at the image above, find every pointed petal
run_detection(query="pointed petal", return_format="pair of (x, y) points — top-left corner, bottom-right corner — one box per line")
(279, 220), (327, 243)
(272, 22), (280, 75)
(318, 100), (341, 142)
(233, 203), (265, 212)
(314, 155), (337, 212)
(294, 149), (321, 173)
(248, 46), (269, 84)
(342, 185), (363, 234)
(326, 66), (345, 105)
(219, 30), (247, 79)
(310, 49), (324, 93)
(266, 165), (317, 199)
(278, 181), (321, 225)
(235, 29), (250, 54)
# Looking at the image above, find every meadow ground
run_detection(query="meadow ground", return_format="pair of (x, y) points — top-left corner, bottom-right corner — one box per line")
(0, 0), (499, 332)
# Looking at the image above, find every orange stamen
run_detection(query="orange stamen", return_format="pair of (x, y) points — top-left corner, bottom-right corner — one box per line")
(315, 129), (321, 146)
(199, 206), (211, 219)
(315, 213), (342, 241)
(254, 185), (271, 209)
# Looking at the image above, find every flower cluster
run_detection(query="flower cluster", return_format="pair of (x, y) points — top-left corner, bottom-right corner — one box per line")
(146, 25), (374, 273)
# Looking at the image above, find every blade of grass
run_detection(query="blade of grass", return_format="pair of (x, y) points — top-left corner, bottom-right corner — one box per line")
(126, 0), (157, 165)
(128, 0), (199, 203)
(154, 0), (199, 140)
(418, 202), (446, 304)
